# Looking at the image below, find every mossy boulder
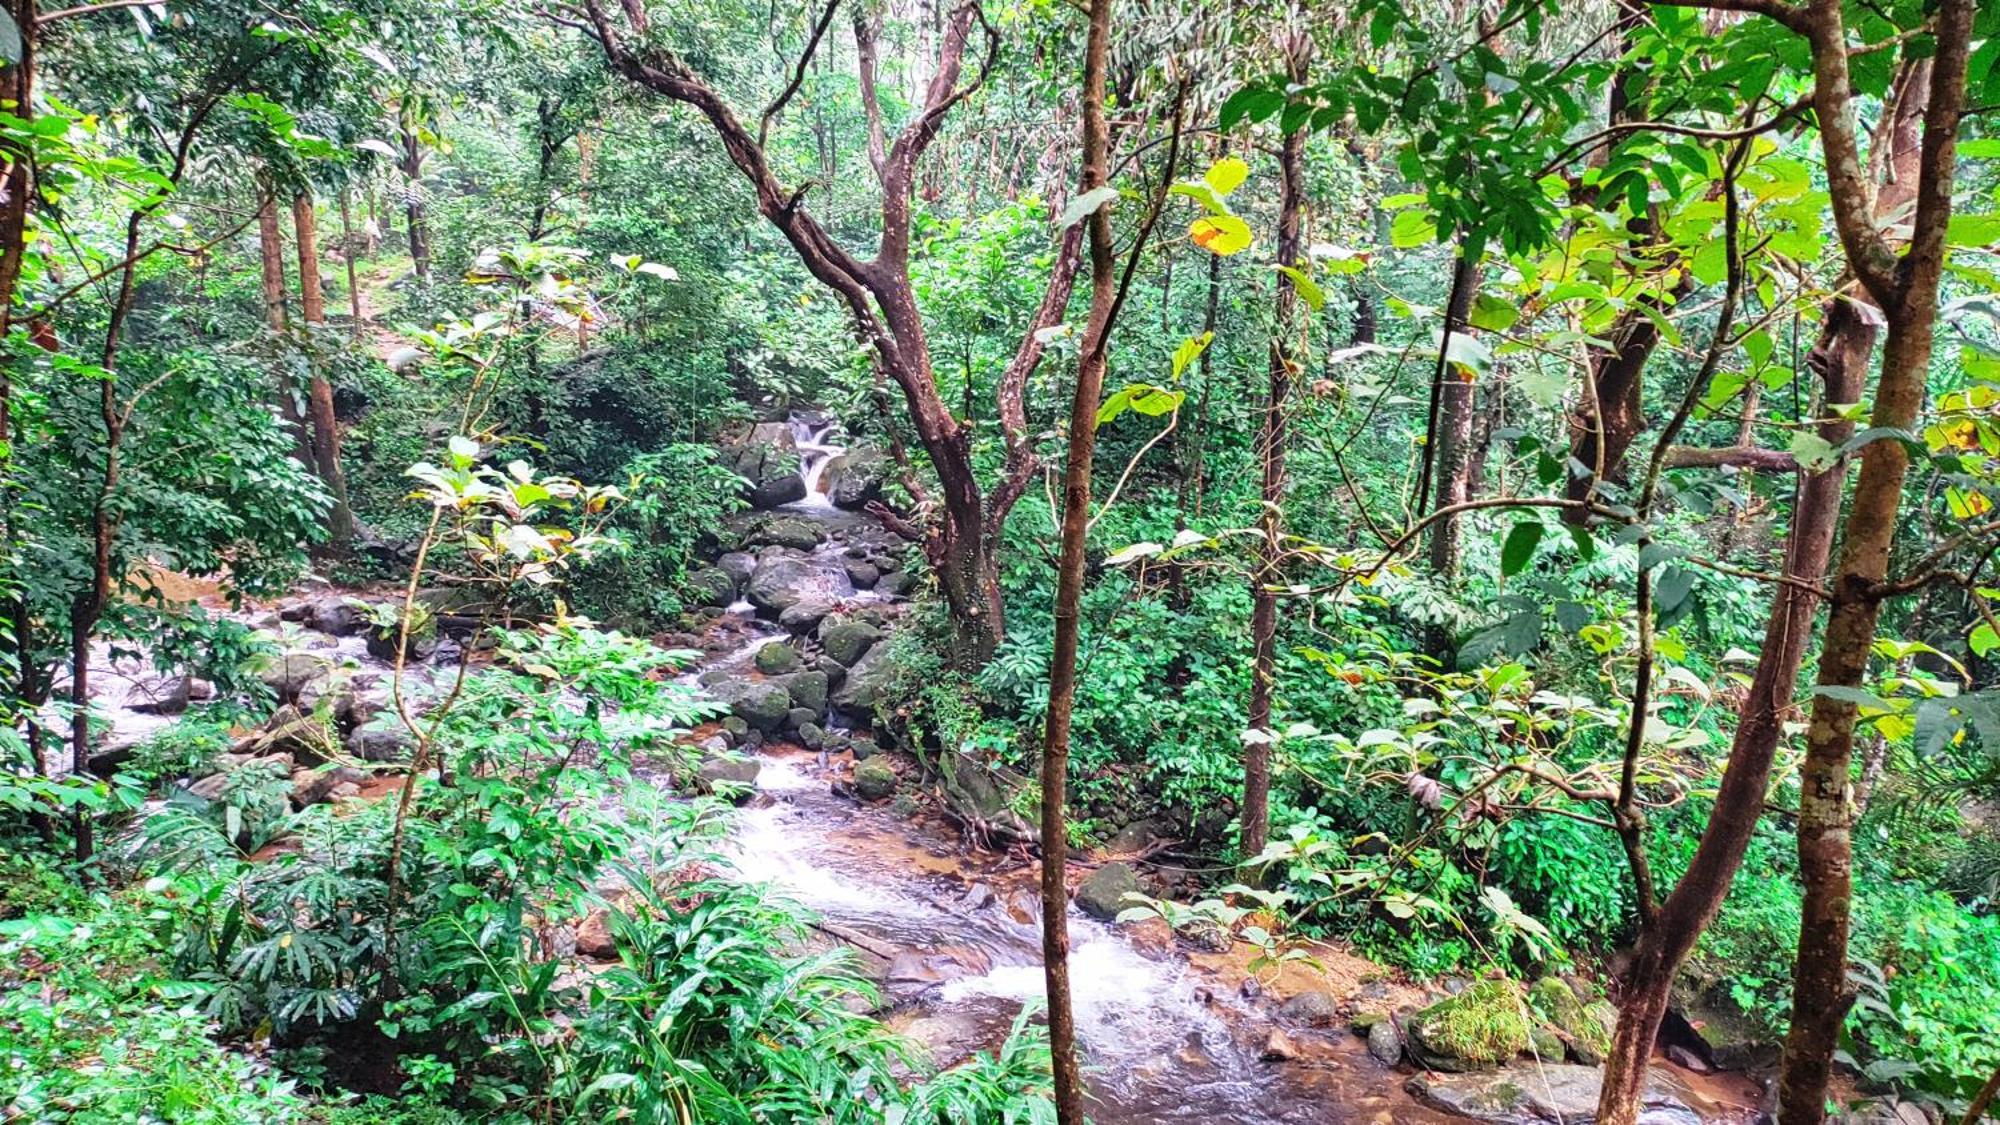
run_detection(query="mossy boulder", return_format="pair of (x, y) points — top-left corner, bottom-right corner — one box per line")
(780, 669), (829, 716)
(1407, 979), (1532, 1072)
(1528, 976), (1615, 1065)
(730, 682), (794, 732)
(818, 620), (882, 669)
(687, 567), (738, 609)
(754, 642), (802, 675)
(854, 758), (897, 800)
(1074, 861), (1142, 923)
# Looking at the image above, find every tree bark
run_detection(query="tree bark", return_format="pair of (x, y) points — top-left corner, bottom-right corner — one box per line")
(400, 117), (430, 283)
(1777, 13), (1969, 1117)
(1038, 2), (1117, 1113)
(258, 184), (313, 468)
(1594, 29), (1956, 1125)
(1242, 38), (1308, 863)
(575, 0), (1073, 667)
(338, 188), (362, 341)
(292, 191), (355, 550)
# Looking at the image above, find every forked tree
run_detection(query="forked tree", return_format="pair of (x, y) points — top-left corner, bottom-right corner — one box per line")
(560, 0), (1082, 665)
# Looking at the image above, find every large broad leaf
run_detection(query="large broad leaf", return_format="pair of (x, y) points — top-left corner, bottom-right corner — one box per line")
(1097, 383), (1184, 425)
(1275, 265), (1325, 311)
(1500, 521), (1544, 577)
(1204, 156), (1250, 197)
(1469, 293), (1519, 332)
(0, 11), (20, 65)
(1190, 213), (1253, 256)
(1059, 185), (1120, 228)
(1443, 333), (1492, 379)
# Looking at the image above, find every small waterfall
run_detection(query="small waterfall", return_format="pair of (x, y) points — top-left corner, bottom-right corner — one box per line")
(787, 412), (845, 511)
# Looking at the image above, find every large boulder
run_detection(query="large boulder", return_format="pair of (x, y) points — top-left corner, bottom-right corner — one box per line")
(695, 753), (760, 799)
(729, 682), (794, 732)
(258, 652), (334, 704)
(347, 717), (413, 763)
(829, 445), (888, 510)
(1528, 976), (1615, 1065)
(854, 758), (898, 800)
(818, 620), (882, 669)
(747, 555), (834, 616)
(779, 669), (830, 717)
(309, 597), (369, 637)
(1407, 980), (1532, 1072)
(745, 516), (825, 552)
(830, 642), (896, 716)
(778, 598), (835, 634)
(754, 642), (803, 675)
(1074, 861), (1142, 922)
(1405, 1064), (1700, 1124)
(686, 567), (738, 609)
(716, 551), (757, 588)
(728, 425), (806, 510)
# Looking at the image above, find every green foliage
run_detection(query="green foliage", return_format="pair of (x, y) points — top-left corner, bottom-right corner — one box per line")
(126, 719), (236, 792)
(562, 444), (745, 629)
(1411, 978), (1532, 1065)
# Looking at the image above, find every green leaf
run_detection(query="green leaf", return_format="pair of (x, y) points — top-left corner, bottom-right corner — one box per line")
(1690, 238), (1729, 285)
(1971, 623), (1999, 659)
(1219, 87), (1285, 131)
(1276, 265), (1325, 311)
(1097, 384), (1183, 424)
(1789, 431), (1836, 472)
(1390, 207), (1436, 249)
(1517, 366), (1566, 408)
(1059, 185), (1119, 228)
(1500, 521), (1544, 577)
(0, 11), (21, 65)
(1946, 213), (2000, 249)
(1204, 156), (1250, 197)
(1468, 293), (1519, 332)
(1190, 213), (1253, 256)
(1443, 333), (1492, 379)
(1654, 565), (1697, 614)
(1170, 332), (1214, 380)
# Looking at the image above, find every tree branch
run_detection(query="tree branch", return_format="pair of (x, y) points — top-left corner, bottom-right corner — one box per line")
(759, 0), (842, 149)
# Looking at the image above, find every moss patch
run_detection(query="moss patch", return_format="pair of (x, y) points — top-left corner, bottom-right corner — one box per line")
(1410, 979), (1532, 1067)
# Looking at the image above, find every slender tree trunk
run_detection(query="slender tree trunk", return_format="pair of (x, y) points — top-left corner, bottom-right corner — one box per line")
(400, 121), (430, 283)
(1596, 33), (1957, 1125)
(1415, 250), (1477, 661)
(338, 188), (362, 341)
(1243, 43), (1308, 863)
(1777, 17), (1969, 1117)
(1039, 0), (1117, 1117)
(258, 185), (313, 469)
(292, 191), (354, 549)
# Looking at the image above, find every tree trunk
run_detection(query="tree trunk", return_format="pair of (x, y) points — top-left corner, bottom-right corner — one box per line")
(1039, 0), (1118, 1118)
(258, 186), (313, 467)
(339, 188), (363, 341)
(292, 191), (355, 550)
(1777, 19), (1969, 1118)
(1242, 44), (1308, 864)
(401, 123), (430, 283)
(1596, 33), (1957, 1125)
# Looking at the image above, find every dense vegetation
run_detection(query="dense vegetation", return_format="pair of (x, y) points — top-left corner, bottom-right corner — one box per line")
(2, 0), (1997, 1122)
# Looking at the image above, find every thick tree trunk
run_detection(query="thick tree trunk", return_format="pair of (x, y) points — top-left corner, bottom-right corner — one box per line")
(292, 191), (355, 549)
(1243, 47), (1308, 863)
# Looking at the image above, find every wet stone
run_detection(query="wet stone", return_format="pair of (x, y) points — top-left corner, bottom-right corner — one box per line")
(854, 758), (897, 800)
(1281, 989), (1339, 1028)
(754, 642), (802, 675)
(1074, 861), (1142, 922)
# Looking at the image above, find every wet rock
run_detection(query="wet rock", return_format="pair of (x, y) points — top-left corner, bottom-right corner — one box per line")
(716, 551), (757, 588)
(687, 567), (737, 609)
(1367, 1017), (1405, 1066)
(1663, 1045), (1711, 1074)
(291, 765), (363, 807)
(729, 683), (793, 732)
(1529, 1028), (1565, 1061)
(815, 657), (847, 687)
(258, 652), (334, 704)
(747, 555), (827, 616)
(778, 598), (834, 634)
(854, 758), (897, 800)
(1281, 990), (1339, 1028)
(1834, 1099), (1935, 1125)
(696, 753), (760, 798)
(187, 755), (290, 802)
(129, 675), (193, 716)
(1262, 1028), (1301, 1062)
(1528, 976), (1615, 1066)
(310, 596), (368, 636)
(1074, 861), (1142, 922)
(728, 427), (806, 510)
(365, 622), (439, 663)
(877, 569), (916, 598)
(746, 515), (825, 551)
(843, 560), (880, 589)
(829, 446), (887, 510)
(886, 946), (992, 997)
(575, 910), (616, 959)
(1103, 817), (1170, 855)
(830, 643), (897, 716)
(946, 752), (1009, 819)
(818, 620), (882, 669)
(697, 734), (729, 754)
(784, 706), (817, 732)
(797, 723), (825, 750)
(849, 736), (881, 761)
(721, 716), (750, 742)
(1405, 1064), (1700, 1124)
(754, 642), (803, 675)
(780, 670), (829, 716)
(241, 705), (338, 767)
(347, 720), (413, 763)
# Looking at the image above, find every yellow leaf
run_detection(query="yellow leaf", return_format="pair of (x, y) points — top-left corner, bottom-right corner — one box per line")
(1190, 214), (1253, 256)
(1204, 156), (1250, 196)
